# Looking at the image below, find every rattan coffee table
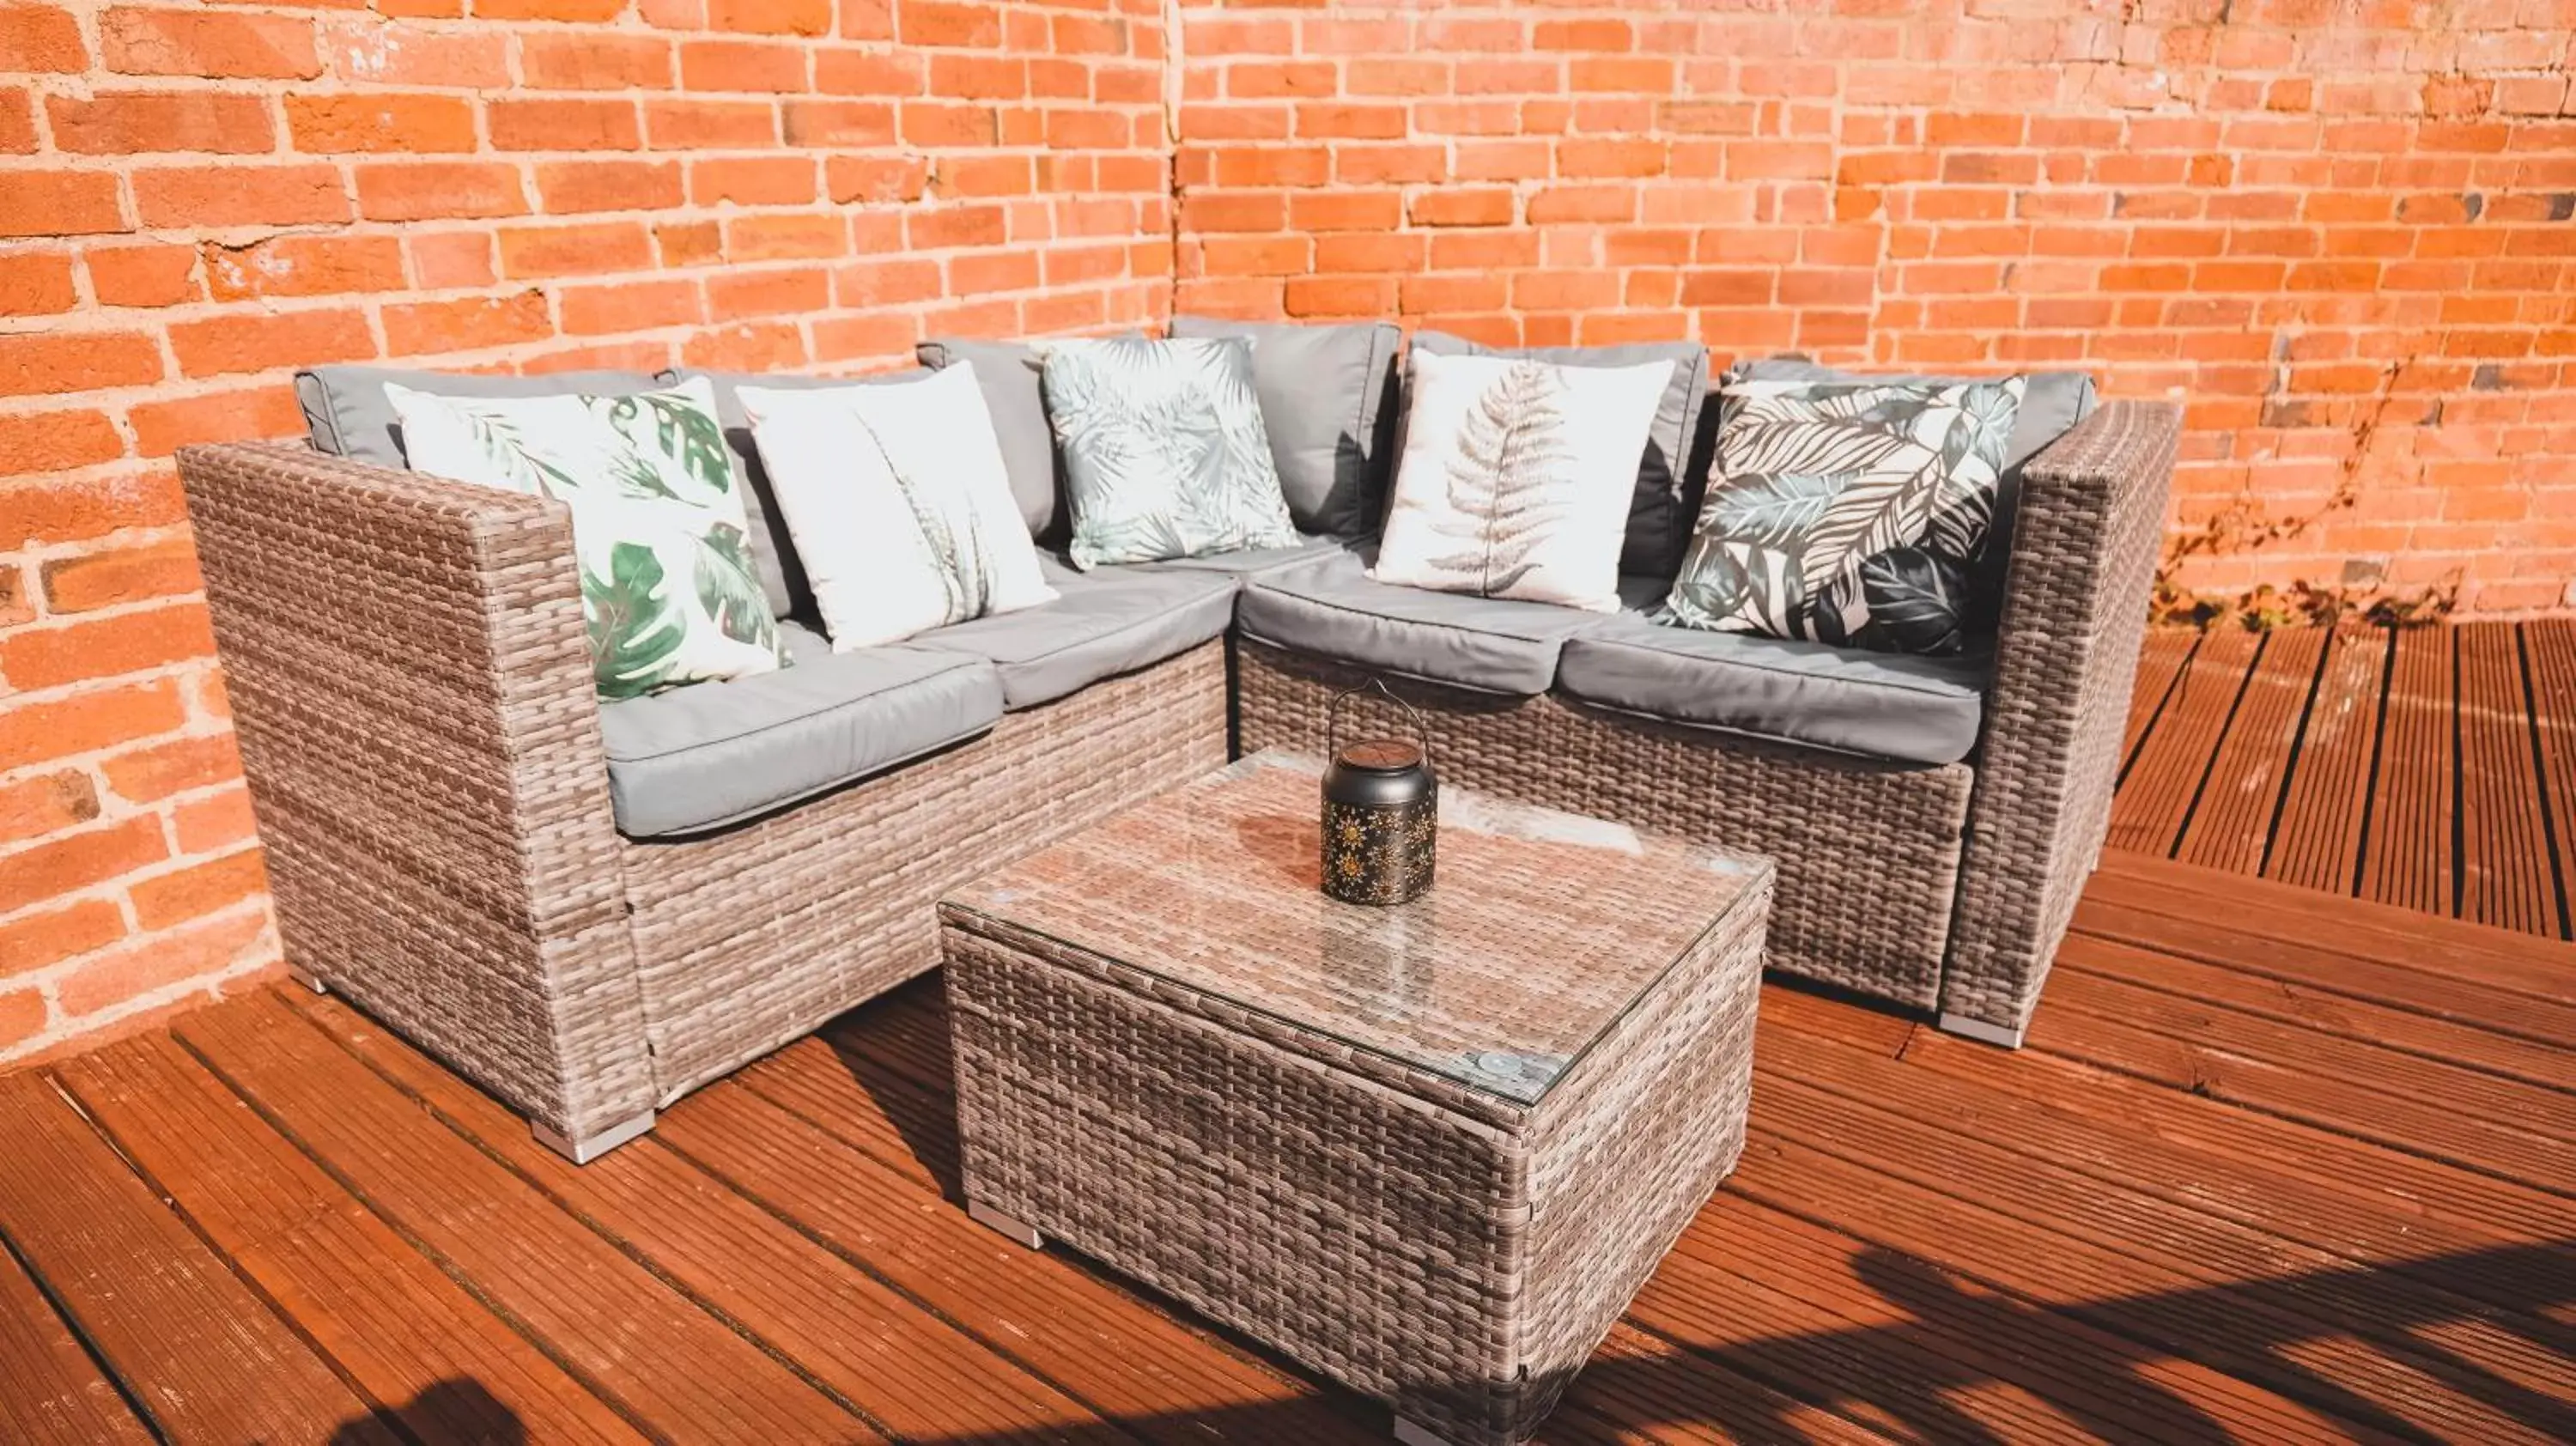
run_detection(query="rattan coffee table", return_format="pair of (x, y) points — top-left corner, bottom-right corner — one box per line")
(939, 752), (1771, 1446)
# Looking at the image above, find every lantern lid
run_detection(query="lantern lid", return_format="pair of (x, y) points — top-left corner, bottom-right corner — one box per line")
(1337, 739), (1423, 771)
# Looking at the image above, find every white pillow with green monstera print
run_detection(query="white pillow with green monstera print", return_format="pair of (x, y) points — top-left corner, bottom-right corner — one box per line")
(386, 376), (786, 700)
(1040, 336), (1301, 569)
(738, 366), (1056, 652)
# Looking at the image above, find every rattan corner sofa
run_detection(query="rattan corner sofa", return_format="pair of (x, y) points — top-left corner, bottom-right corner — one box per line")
(175, 336), (2175, 1162)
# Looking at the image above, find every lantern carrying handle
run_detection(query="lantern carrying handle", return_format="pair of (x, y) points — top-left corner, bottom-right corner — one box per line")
(1327, 676), (1431, 763)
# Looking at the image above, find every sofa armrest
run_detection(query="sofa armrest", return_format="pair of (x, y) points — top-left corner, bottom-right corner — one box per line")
(176, 441), (653, 1144)
(1940, 400), (2180, 1040)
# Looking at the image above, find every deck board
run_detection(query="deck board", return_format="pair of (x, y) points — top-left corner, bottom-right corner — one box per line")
(1, 620), (2572, 1446)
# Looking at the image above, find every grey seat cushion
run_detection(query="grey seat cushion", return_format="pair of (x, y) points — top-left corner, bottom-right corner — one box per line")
(1407, 332), (1712, 578)
(598, 629), (1003, 839)
(663, 367), (929, 622)
(1170, 317), (1400, 538)
(1237, 550), (1645, 696)
(910, 568), (1236, 710)
(1726, 358), (2099, 615)
(1558, 610), (1990, 766)
(1131, 531), (1356, 585)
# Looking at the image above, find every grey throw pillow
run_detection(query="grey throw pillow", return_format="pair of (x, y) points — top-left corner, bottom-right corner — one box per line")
(1040, 337), (1300, 569)
(1407, 332), (1711, 577)
(1169, 316), (1400, 538)
(1664, 377), (2026, 657)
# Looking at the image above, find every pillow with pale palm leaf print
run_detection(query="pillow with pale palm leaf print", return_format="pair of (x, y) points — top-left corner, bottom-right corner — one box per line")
(1372, 350), (1672, 613)
(1663, 377), (2026, 656)
(738, 366), (1056, 651)
(386, 377), (785, 701)
(1040, 337), (1300, 569)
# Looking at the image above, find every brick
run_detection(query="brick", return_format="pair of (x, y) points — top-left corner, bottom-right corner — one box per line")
(86, 243), (199, 307)
(519, 32), (669, 90)
(100, 8), (319, 80)
(0, 251), (76, 315)
(171, 786), (258, 854)
(644, 98), (776, 149)
(0, 471), (186, 551)
(316, 19), (506, 88)
(498, 221), (653, 279)
(489, 97), (640, 151)
(0, 331), (163, 398)
(690, 155), (817, 206)
(0, 770), (99, 848)
(355, 161), (526, 221)
(0, 170), (125, 236)
(0, 410), (123, 475)
(0, 988), (39, 1051)
(49, 89), (273, 155)
(382, 289), (552, 356)
(1, 602), (215, 690)
(783, 97), (896, 146)
(0, 84), (33, 152)
(128, 385), (303, 457)
(132, 163), (349, 228)
(0, 3), (84, 72)
(535, 159), (685, 214)
(705, 264), (828, 320)
(900, 2), (1001, 48)
(285, 92), (475, 153)
(201, 234), (405, 301)
(130, 848), (269, 930)
(0, 817), (166, 917)
(168, 308), (371, 380)
(56, 905), (270, 1018)
(726, 211), (844, 260)
(681, 38), (808, 93)
(39, 538), (198, 614)
(559, 276), (702, 335)
(474, 0), (623, 18)
(0, 899), (125, 981)
(708, 0), (829, 35)
(1408, 188), (1515, 228)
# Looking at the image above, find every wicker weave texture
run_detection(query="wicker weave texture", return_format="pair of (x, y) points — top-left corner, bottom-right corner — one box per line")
(1942, 401), (2179, 1036)
(1236, 644), (1970, 1010)
(945, 872), (1766, 1445)
(625, 641), (1230, 1103)
(179, 442), (653, 1143)
(178, 441), (1231, 1143)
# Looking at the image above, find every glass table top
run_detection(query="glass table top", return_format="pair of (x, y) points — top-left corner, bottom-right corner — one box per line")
(943, 752), (1769, 1105)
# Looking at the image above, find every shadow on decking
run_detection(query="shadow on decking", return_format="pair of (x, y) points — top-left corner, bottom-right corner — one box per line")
(326, 1230), (2574, 1445)
(773, 1020), (2576, 1446)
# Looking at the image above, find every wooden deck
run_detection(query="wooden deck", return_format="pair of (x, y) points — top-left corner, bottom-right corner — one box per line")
(2, 841), (2568, 1444)
(2117, 620), (2575, 940)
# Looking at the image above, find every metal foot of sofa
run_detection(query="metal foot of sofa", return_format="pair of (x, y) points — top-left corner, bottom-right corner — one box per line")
(968, 1199), (1042, 1249)
(1936, 1011), (2028, 1049)
(286, 964), (328, 994)
(531, 1109), (656, 1163)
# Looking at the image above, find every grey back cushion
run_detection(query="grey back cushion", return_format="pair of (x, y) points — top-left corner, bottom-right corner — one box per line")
(664, 367), (928, 623)
(1168, 317), (1400, 538)
(1406, 331), (1712, 579)
(295, 364), (816, 623)
(915, 337), (1065, 541)
(1726, 358), (2100, 617)
(297, 366), (660, 467)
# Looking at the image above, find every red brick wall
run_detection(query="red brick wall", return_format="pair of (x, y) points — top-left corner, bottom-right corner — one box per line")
(1171, 0), (2576, 620)
(3, 0), (2573, 1064)
(0, 0), (1171, 1062)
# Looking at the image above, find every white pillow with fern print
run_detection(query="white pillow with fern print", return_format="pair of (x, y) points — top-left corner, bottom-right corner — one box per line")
(386, 376), (785, 701)
(1374, 351), (1672, 613)
(738, 366), (1055, 652)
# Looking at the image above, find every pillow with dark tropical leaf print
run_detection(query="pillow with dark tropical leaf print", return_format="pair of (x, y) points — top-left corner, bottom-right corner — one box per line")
(387, 376), (786, 699)
(1662, 377), (2025, 656)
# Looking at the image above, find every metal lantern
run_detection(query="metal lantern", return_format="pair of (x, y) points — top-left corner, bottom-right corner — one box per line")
(1320, 677), (1437, 906)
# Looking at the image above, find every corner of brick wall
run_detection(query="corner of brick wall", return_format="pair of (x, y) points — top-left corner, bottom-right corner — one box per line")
(0, 0), (1175, 1063)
